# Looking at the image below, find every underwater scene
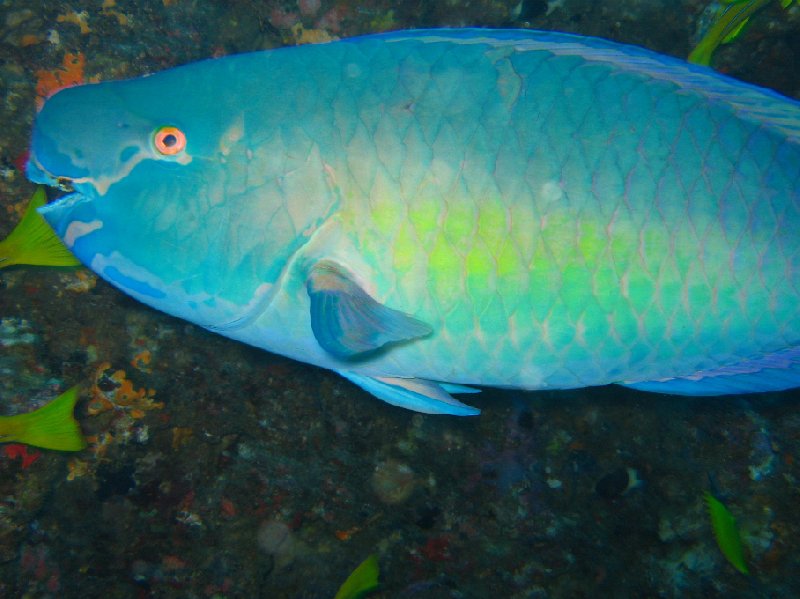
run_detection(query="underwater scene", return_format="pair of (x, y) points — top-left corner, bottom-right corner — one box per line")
(1, 0), (800, 596)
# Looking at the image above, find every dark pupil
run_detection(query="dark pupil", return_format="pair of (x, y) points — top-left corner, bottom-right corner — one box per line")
(162, 133), (178, 147)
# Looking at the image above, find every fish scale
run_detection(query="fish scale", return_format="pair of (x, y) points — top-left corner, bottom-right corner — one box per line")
(320, 32), (800, 386)
(28, 29), (800, 414)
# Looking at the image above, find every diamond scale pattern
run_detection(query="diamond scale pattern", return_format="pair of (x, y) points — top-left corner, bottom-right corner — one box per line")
(325, 33), (800, 388)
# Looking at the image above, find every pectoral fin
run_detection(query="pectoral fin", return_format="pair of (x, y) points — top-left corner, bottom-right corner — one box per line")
(307, 261), (432, 359)
(340, 372), (481, 416)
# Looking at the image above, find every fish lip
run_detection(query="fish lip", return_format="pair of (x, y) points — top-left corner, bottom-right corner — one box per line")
(26, 151), (85, 194)
(26, 152), (60, 189)
(36, 191), (91, 215)
(26, 153), (94, 211)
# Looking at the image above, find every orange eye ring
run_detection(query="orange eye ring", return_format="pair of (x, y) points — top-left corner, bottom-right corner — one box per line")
(153, 126), (186, 155)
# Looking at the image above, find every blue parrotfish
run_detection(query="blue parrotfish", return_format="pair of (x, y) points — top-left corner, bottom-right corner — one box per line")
(27, 29), (800, 416)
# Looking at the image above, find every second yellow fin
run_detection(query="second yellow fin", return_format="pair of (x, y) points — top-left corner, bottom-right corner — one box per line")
(0, 386), (87, 451)
(0, 187), (80, 268)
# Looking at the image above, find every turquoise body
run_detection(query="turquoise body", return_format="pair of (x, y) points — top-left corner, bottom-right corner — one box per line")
(27, 30), (800, 415)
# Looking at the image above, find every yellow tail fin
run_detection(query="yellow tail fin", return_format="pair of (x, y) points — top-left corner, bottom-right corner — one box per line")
(0, 187), (80, 268)
(0, 386), (87, 451)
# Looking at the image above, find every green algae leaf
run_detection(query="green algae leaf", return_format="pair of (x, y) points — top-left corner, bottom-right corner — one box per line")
(703, 491), (750, 575)
(333, 554), (379, 599)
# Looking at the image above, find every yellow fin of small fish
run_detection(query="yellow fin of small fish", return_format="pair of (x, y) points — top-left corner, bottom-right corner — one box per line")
(689, 0), (796, 66)
(0, 186), (80, 268)
(703, 491), (750, 575)
(0, 386), (87, 451)
(333, 554), (379, 599)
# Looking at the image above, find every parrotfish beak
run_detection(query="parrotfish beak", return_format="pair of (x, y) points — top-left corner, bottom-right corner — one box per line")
(26, 83), (129, 235)
(26, 151), (97, 240)
(27, 113), (104, 245)
(27, 86), (95, 188)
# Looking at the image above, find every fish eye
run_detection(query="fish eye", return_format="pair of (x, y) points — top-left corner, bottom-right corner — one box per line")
(153, 126), (186, 155)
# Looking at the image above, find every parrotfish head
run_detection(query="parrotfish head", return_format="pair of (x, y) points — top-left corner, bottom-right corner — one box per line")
(28, 82), (179, 198)
(26, 55), (337, 327)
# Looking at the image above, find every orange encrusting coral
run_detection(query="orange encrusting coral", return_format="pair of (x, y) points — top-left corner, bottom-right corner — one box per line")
(35, 52), (87, 109)
(87, 362), (162, 417)
(56, 10), (91, 34)
(131, 349), (152, 372)
(66, 363), (162, 480)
